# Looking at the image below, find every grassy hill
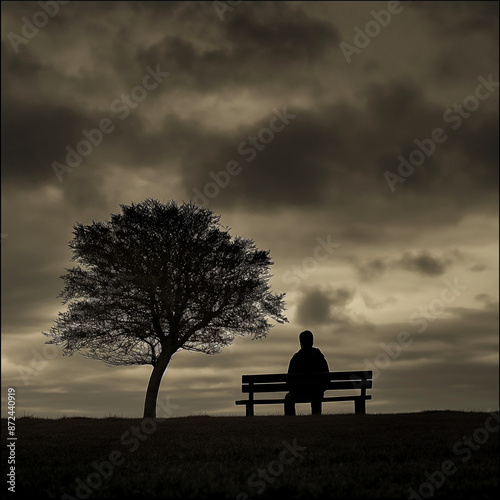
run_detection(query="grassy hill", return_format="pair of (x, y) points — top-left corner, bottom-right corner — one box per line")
(2, 411), (498, 499)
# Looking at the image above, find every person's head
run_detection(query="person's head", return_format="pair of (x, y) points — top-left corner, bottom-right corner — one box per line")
(299, 330), (314, 349)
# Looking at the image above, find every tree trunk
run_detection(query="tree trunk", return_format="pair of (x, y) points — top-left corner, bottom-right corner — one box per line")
(143, 347), (174, 418)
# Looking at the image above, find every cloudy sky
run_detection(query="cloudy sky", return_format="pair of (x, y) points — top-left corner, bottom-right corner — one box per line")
(2, 1), (498, 418)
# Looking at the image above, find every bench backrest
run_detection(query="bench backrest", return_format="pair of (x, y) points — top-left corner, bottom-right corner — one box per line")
(241, 370), (372, 394)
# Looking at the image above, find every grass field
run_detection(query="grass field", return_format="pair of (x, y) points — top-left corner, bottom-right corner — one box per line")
(2, 411), (498, 499)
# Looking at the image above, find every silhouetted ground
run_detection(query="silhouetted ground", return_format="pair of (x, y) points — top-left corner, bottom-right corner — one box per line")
(2, 411), (498, 499)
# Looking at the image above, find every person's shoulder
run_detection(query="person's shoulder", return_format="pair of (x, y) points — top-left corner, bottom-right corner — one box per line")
(312, 347), (326, 357)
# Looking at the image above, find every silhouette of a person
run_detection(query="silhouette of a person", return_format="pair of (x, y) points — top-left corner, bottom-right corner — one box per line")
(284, 330), (329, 416)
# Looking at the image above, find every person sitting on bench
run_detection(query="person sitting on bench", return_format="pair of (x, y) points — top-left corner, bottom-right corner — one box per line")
(285, 330), (330, 416)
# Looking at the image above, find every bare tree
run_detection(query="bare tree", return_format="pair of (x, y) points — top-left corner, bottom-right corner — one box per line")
(44, 199), (287, 418)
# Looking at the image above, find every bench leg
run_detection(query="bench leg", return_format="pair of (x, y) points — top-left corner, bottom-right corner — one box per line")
(355, 398), (366, 414)
(284, 393), (296, 416)
(246, 404), (254, 417)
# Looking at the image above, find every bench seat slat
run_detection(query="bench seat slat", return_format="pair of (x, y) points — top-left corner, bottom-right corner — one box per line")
(242, 380), (372, 393)
(242, 370), (372, 384)
(236, 395), (372, 405)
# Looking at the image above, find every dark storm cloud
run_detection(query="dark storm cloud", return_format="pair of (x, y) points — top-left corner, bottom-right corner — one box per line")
(185, 82), (432, 209)
(295, 286), (356, 326)
(352, 257), (388, 282)
(1, 39), (43, 80)
(475, 293), (498, 310)
(350, 249), (462, 281)
(137, 2), (339, 91)
(397, 251), (453, 276)
(296, 288), (336, 326)
(223, 2), (339, 63)
(1, 1), (339, 193)
(413, 1), (499, 38)
(184, 106), (335, 208)
(1, 100), (93, 185)
(3, 1), (498, 231)
(454, 111), (499, 188)
(470, 264), (487, 272)
(0, 94), (183, 201)
(184, 76), (498, 225)
(416, 2), (499, 87)
(431, 43), (498, 85)
(1, 74), (189, 190)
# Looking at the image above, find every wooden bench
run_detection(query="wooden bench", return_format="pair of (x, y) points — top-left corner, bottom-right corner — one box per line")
(235, 370), (373, 416)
